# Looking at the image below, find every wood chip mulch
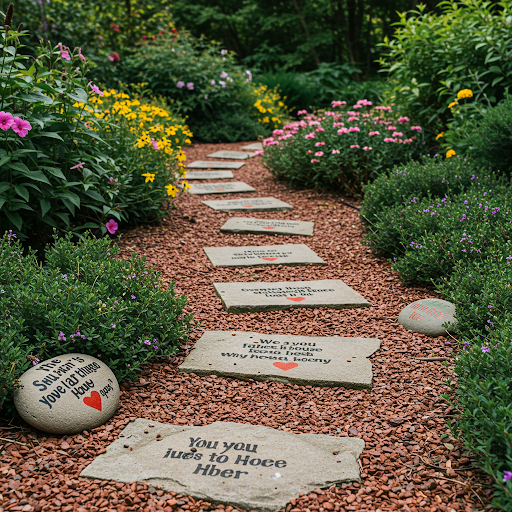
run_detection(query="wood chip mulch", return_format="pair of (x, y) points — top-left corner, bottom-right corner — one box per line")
(0, 141), (494, 512)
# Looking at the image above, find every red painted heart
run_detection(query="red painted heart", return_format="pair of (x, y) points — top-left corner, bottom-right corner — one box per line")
(273, 362), (299, 371)
(83, 391), (102, 411)
(242, 205), (253, 207)
(287, 297), (305, 302)
(262, 257), (278, 261)
(262, 227), (275, 230)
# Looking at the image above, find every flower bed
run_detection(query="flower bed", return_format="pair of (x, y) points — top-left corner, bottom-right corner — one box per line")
(260, 100), (422, 193)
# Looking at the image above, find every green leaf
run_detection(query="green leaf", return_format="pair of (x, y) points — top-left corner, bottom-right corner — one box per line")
(5, 210), (22, 230)
(19, 92), (53, 104)
(13, 185), (29, 202)
(0, 182), (11, 194)
(10, 163), (51, 184)
(40, 198), (51, 217)
(60, 191), (80, 208)
(84, 190), (105, 203)
(0, 198), (6, 210)
(0, 155), (10, 169)
(67, 88), (89, 104)
(42, 166), (66, 180)
(37, 131), (64, 141)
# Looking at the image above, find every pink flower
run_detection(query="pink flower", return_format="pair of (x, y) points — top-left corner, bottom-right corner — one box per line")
(348, 126), (360, 132)
(58, 43), (71, 61)
(332, 149), (340, 154)
(392, 132), (403, 137)
(398, 116), (409, 123)
(411, 126), (422, 131)
(11, 117), (32, 137)
(310, 158), (319, 163)
(273, 129), (284, 136)
(315, 127), (325, 132)
(297, 109), (307, 115)
(350, 144), (360, 149)
(314, 142), (325, 147)
(305, 132), (315, 139)
(0, 111), (13, 131)
(106, 219), (118, 234)
(90, 83), (104, 96)
(369, 131), (379, 136)
(333, 122), (344, 127)
(151, 139), (159, 150)
(254, 150), (264, 156)
(77, 47), (86, 62)
(363, 146), (372, 151)
(108, 52), (120, 63)
(387, 126), (397, 131)
(314, 151), (324, 157)
(347, 116), (359, 122)
(384, 137), (397, 143)
(337, 127), (349, 134)
(331, 101), (346, 107)
(70, 162), (85, 169)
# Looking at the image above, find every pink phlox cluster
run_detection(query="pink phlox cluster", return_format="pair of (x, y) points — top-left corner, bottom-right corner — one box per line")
(352, 104), (363, 109)
(347, 116), (359, 122)
(337, 127), (349, 134)
(314, 151), (324, 157)
(387, 126), (397, 131)
(384, 137), (397, 143)
(310, 158), (319, 163)
(278, 134), (293, 140)
(273, 129), (284, 136)
(314, 142), (325, 147)
(369, 131), (380, 136)
(332, 149), (340, 154)
(404, 138), (415, 143)
(324, 111), (336, 116)
(308, 120), (321, 126)
(348, 126), (360, 132)
(356, 99), (372, 106)
(263, 137), (275, 146)
(333, 122), (344, 127)
(58, 42), (71, 61)
(307, 150), (313, 154)
(375, 106), (393, 112)
(392, 132), (404, 137)
(254, 150), (264, 155)
(315, 127), (325, 132)
(305, 132), (316, 139)
(347, 111), (358, 116)
(363, 146), (372, 151)
(331, 101), (346, 107)
(398, 116), (409, 123)
(350, 144), (360, 149)
(297, 109), (307, 115)
(411, 126), (422, 131)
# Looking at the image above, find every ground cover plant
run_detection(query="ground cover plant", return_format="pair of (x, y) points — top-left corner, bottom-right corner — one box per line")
(0, 231), (193, 413)
(260, 100), (422, 194)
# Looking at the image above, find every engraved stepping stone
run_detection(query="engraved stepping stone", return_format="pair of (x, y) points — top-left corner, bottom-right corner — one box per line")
(187, 161), (245, 169)
(182, 171), (234, 180)
(203, 244), (325, 267)
(213, 279), (371, 313)
(80, 419), (364, 512)
(202, 197), (293, 212)
(221, 217), (313, 236)
(241, 143), (263, 151)
(180, 331), (380, 389)
(398, 298), (457, 337)
(188, 182), (256, 195)
(207, 150), (255, 160)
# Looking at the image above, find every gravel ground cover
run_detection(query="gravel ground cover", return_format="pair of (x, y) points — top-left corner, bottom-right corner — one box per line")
(0, 142), (494, 512)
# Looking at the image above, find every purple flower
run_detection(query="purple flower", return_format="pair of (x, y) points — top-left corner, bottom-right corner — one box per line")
(488, 305), (492, 309)
(211, 79), (216, 85)
(504, 471), (512, 482)
(131, 294), (136, 299)
(106, 219), (118, 234)
(219, 80), (226, 88)
(482, 346), (491, 353)
(153, 345), (158, 351)
(186, 82), (194, 90)
(144, 339), (151, 345)
(110, 323), (116, 328)
(463, 341), (470, 350)
(58, 332), (66, 341)
(220, 71), (229, 79)
(62, 274), (68, 282)
(176, 81), (185, 89)
(32, 358), (40, 365)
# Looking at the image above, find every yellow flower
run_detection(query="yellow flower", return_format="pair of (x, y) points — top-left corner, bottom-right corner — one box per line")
(448, 101), (458, 109)
(182, 180), (191, 190)
(446, 149), (456, 158)
(142, 172), (156, 183)
(457, 89), (473, 100)
(436, 132), (444, 140)
(165, 184), (179, 197)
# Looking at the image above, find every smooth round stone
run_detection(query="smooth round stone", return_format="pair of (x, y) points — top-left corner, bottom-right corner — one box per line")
(14, 353), (120, 434)
(398, 298), (457, 337)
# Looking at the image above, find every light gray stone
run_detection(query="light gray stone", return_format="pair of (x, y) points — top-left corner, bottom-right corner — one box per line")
(213, 280), (371, 313)
(207, 150), (256, 160)
(203, 244), (325, 267)
(80, 419), (364, 512)
(187, 161), (245, 169)
(180, 331), (380, 389)
(398, 298), (457, 337)
(183, 171), (234, 180)
(220, 217), (313, 236)
(240, 143), (263, 151)
(188, 182), (256, 195)
(14, 353), (119, 435)
(202, 197), (293, 212)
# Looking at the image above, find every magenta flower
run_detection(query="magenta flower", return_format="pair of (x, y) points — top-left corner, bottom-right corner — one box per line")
(90, 83), (104, 96)
(58, 332), (66, 341)
(77, 47), (86, 62)
(0, 111), (13, 131)
(70, 162), (85, 170)
(106, 219), (118, 234)
(176, 81), (185, 88)
(482, 346), (490, 353)
(504, 471), (512, 482)
(314, 151), (324, 157)
(186, 82), (194, 90)
(350, 144), (360, 149)
(58, 42), (71, 61)
(11, 117), (32, 137)
(151, 139), (159, 150)
(144, 340), (151, 345)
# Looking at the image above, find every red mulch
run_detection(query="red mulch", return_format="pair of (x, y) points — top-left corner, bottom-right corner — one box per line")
(0, 141), (493, 512)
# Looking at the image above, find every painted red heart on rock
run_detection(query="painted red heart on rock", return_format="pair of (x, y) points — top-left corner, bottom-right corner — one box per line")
(262, 227), (275, 230)
(242, 205), (253, 207)
(83, 391), (102, 411)
(262, 257), (278, 261)
(287, 297), (305, 302)
(273, 362), (299, 371)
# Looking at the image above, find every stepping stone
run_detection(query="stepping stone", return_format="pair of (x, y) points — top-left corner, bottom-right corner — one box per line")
(188, 182), (256, 195)
(202, 197), (293, 212)
(203, 244), (325, 267)
(398, 298), (457, 337)
(241, 143), (263, 151)
(180, 331), (380, 389)
(213, 279), (371, 313)
(183, 171), (234, 180)
(207, 150), (255, 160)
(221, 217), (313, 236)
(187, 161), (245, 169)
(80, 419), (364, 512)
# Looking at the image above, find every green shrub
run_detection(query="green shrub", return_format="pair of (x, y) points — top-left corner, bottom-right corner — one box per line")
(0, 232), (193, 412)
(360, 156), (491, 226)
(261, 101), (422, 194)
(379, 1), (512, 132)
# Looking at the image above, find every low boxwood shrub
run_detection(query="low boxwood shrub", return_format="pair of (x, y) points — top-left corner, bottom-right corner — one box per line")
(260, 101), (423, 194)
(0, 232), (193, 412)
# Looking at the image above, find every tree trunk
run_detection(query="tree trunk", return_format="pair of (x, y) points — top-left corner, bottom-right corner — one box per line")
(291, 0), (321, 67)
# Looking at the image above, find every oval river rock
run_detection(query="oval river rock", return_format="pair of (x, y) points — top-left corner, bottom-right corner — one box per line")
(398, 298), (457, 337)
(14, 353), (120, 434)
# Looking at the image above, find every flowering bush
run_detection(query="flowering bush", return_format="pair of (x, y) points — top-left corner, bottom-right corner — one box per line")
(122, 32), (288, 142)
(260, 100), (422, 193)
(0, 232), (193, 413)
(252, 84), (291, 131)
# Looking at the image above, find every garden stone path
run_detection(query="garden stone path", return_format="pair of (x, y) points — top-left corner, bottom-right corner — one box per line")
(0, 141), (492, 512)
